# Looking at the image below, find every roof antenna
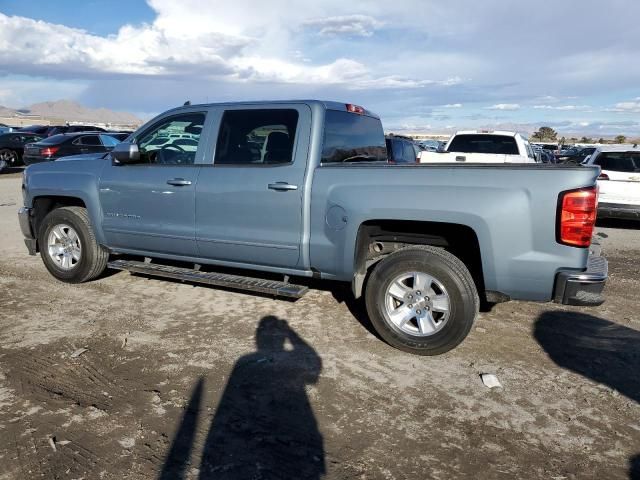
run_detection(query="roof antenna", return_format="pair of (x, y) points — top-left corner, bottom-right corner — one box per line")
(183, 100), (191, 106)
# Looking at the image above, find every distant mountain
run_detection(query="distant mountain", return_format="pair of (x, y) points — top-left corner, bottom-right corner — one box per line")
(0, 100), (142, 125)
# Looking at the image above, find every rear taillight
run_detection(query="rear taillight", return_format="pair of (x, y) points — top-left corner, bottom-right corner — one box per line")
(597, 172), (609, 180)
(557, 186), (598, 248)
(40, 146), (59, 157)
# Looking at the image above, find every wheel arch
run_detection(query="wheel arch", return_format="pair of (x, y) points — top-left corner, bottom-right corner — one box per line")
(352, 219), (486, 301)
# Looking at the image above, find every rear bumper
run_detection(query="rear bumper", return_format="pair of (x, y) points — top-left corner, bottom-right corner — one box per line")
(598, 202), (640, 220)
(18, 207), (37, 255)
(553, 253), (607, 306)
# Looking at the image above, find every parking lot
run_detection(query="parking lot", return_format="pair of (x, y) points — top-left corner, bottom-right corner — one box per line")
(0, 169), (638, 479)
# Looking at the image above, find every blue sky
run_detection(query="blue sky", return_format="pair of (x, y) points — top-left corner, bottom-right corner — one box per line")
(0, 0), (639, 136)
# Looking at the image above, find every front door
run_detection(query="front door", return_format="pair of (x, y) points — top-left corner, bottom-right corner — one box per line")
(99, 112), (206, 257)
(195, 105), (311, 269)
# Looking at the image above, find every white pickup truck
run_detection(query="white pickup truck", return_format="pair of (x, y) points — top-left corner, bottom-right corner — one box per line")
(419, 130), (537, 164)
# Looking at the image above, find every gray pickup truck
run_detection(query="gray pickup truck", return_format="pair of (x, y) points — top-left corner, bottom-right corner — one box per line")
(18, 100), (607, 355)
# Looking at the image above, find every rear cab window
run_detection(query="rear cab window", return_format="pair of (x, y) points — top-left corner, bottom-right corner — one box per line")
(595, 153), (640, 172)
(448, 134), (519, 155)
(322, 110), (386, 163)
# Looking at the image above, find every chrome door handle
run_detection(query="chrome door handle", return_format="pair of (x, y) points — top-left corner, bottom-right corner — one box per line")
(268, 182), (298, 191)
(167, 178), (192, 186)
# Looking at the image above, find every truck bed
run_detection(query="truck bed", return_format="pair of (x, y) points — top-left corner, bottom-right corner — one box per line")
(309, 163), (599, 302)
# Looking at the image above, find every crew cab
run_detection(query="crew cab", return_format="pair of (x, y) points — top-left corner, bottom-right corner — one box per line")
(583, 145), (640, 219)
(18, 101), (606, 355)
(419, 130), (537, 163)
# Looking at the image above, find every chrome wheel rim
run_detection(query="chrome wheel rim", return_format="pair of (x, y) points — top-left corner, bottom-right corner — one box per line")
(384, 271), (450, 337)
(47, 224), (82, 270)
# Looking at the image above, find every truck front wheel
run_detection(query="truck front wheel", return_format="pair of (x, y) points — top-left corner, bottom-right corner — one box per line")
(38, 206), (109, 283)
(365, 246), (479, 355)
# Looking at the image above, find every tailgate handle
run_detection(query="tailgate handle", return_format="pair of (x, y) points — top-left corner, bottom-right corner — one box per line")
(167, 178), (192, 186)
(455, 155), (466, 162)
(268, 182), (298, 191)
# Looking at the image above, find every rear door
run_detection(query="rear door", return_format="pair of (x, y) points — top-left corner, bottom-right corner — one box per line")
(594, 152), (640, 205)
(195, 105), (311, 268)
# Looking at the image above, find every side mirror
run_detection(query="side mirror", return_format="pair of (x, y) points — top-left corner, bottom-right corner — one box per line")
(111, 142), (140, 165)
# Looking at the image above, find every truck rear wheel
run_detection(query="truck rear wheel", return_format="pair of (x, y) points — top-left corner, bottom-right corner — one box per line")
(38, 206), (109, 283)
(365, 246), (479, 355)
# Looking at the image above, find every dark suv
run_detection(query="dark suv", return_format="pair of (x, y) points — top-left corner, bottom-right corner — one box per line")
(385, 135), (419, 164)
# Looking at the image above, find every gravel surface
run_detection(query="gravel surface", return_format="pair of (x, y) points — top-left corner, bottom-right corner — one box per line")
(0, 170), (638, 479)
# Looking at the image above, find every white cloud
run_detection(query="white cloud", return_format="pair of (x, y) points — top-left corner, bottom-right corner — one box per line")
(302, 15), (383, 37)
(487, 103), (520, 111)
(443, 103), (462, 108)
(0, 9), (454, 92)
(607, 98), (640, 113)
(533, 105), (590, 111)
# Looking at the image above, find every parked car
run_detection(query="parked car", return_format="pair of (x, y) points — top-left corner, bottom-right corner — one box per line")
(18, 100), (606, 356)
(16, 125), (51, 136)
(46, 125), (108, 136)
(583, 145), (640, 220)
(531, 144), (555, 163)
(419, 130), (537, 163)
(556, 147), (595, 163)
(418, 139), (443, 152)
(0, 123), (15, 134)
(22, 133), (120, 165)
(385, 135), (419, 164)
(0, 133), (43, 172)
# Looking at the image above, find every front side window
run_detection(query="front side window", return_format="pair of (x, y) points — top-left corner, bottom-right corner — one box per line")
(137, 113), (205, 165)
(215, 109), (299, 165)
(100, 134), (120, 147)
(322, 111), (386, 163)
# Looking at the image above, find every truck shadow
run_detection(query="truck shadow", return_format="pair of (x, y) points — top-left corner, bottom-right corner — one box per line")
(534, 311), (640, 480)
(158, 316), (325, 480)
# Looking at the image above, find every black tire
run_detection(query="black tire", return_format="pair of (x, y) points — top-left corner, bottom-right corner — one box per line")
(38, 206), (109, 283)
(365, 246), (479, 355)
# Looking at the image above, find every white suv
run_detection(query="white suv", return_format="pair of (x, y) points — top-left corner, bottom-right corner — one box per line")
(583, 145), (640, 220)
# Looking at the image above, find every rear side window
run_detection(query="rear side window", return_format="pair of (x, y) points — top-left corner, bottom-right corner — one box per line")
(322, 111), (386, 163)
(595, 153), (640, 172)
(448, 134), (519, 155)
(215, 109), (298, 165)
(73, 135), (101, 146)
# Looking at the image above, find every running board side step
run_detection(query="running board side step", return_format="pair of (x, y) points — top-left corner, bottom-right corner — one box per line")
(107, 259), (309, 299)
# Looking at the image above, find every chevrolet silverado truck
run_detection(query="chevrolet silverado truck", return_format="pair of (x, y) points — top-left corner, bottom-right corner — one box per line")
(419, 130), (537, 163)
(18, 101), (607, 355)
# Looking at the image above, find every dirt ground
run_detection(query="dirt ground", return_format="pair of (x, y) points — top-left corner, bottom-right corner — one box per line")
(0, 170), (638, 480)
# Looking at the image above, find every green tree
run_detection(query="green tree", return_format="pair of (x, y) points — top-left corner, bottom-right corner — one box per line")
(597, 138), (605, 144)
(531, 126), (558, 142)
(615, 135), (627, 144)
(580, 137), (593, 143)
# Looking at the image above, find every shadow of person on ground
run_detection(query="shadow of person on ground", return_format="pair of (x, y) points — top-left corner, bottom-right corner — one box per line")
(534, 311), (640, 403)
(198, 315), (324, 479)
(157, 317), (324, 480)
(630, 454), (640, 480)
(158, 378), (204, 480)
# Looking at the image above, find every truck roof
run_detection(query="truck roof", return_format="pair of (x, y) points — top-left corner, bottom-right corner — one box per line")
(453, 130), (523, 137)
(161, 100), (381, 120)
